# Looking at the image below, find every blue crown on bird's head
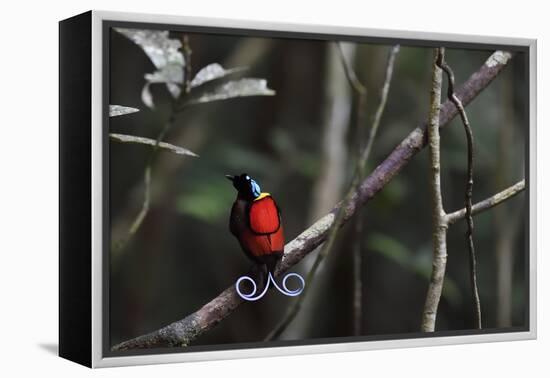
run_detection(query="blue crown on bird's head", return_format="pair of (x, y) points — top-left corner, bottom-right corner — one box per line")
(226, 173), (261, 200)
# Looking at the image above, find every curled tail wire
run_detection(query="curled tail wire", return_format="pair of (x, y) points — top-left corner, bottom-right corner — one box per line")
(236, 269), (305, 301)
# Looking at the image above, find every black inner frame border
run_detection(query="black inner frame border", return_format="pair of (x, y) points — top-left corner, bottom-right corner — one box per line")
(102, 19), (531, 359)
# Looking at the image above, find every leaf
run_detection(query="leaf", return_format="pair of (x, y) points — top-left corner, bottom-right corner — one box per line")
(190, 63), (247, 88)
(109, 133), (199, 157)
(141, 77), (181, 108)
(144, 63), (183, 95)
(115, 28), (183, 69)
(109, 105), (140, 117)
(187, 78), (275, 105)
(115, 28), (185, 107)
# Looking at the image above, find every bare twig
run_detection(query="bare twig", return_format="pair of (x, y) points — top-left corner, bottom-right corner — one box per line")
(421, 48), (447, 333)
(437, 53), (481, 329)
(359, 45), (400, 175)
(112, 50), (513, 350)
(339, 41), (367, 337)
(349, 44), (400, 335)
(445, 180), (525, 225)
(336, 42), (368, 163)
(109, 132), (197, 246)
(182, 35), (192, 95)
(336, 42), (367, 96)
(112, 125), (168, 254)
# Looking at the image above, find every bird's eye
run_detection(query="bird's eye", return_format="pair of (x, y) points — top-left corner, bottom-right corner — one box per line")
(245, 175), (250, 180)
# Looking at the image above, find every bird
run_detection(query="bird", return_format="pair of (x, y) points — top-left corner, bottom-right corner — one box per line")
(226, 173), (284, 288)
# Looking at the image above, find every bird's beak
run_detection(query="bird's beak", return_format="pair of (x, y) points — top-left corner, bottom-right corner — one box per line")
(225, 175), (235, 182)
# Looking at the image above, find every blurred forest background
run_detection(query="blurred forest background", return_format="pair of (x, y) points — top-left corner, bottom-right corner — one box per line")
(108, 27), (527, 348)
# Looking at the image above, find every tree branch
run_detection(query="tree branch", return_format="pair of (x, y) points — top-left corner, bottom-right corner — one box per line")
(445, 180), (525, 225)
(438, 53), (481, 329)
(421, 48), (447, 333)
(112, 50), (512, 351)
(336, 42), (367, 96)
(182, 34), (192, 96)
(354, 45), (399, 335)
(359, 45), (400, 175)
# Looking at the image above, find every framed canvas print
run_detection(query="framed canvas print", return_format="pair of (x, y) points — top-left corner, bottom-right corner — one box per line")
(59, 10), (537, 368)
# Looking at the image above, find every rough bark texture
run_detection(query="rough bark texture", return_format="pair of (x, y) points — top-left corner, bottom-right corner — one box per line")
(112, 50), (512, 351)
(421, 48), (446, 333)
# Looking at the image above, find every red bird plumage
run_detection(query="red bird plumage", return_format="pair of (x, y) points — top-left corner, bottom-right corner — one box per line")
(240, 195), (284, 258)
(227, 174), (284, 277)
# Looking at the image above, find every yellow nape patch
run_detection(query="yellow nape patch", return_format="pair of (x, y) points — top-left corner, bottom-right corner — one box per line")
(254, 192), (271, 201)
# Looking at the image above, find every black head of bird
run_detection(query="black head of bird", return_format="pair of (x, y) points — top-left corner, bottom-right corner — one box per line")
(225, 173), (262, 201)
